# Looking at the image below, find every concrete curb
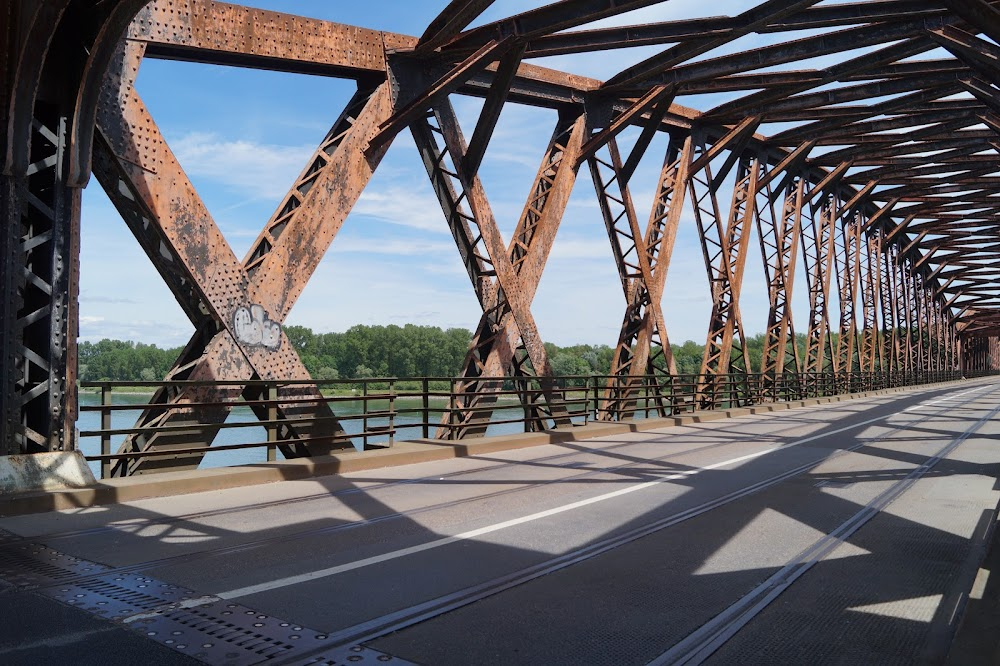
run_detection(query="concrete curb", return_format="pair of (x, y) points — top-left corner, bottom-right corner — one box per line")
(0, 378), (978, 516)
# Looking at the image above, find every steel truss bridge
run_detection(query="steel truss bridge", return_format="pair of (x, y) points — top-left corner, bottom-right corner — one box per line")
(5, 0), (1000, 471)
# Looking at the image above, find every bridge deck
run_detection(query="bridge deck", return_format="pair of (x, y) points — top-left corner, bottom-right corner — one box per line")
(3, 379), (1000, 665)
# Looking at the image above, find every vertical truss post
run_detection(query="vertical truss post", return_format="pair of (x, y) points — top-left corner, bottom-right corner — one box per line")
(935, 303), (944, 373)
(878, 230), (897, 374)
(589, 133), (691, 420)
(834, 212), (862, 377)
(941, 308), (949, 371)
(1, 107), (80, 455)
(413, 100), (574, 437)
(0, 176), (18, 455)
(914, 276), (926, 372)
(942, 304), (951, 371)
(927, 291), (939, 372)
(914, 272), (927, 374)
(891, 245), (912, 373)
(415, 108), (586, 439)
(899, 258), (911, 375)
(948, 311), (958, 370)
(759, 175), (804, 395)
(941, 310), (950, 371)
(960, 336), (968, 375)
(900, 257), (918, 375)
(690, 134), (758, 407)
(801, 194), (838, 376)
(859, 224), (881, 373)
(926, 293), (934, 373)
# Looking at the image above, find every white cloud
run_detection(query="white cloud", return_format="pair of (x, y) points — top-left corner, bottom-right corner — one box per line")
(170, 131), (316, 200)
(353, 187), (450, 234)
(333, 237), (456, 256)
(551, 237), (612, 260)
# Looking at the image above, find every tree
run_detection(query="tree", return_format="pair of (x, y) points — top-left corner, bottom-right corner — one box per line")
(315, 366), (339, 381)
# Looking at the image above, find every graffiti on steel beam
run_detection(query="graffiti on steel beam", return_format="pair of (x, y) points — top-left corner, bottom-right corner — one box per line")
(233, 305), (282, 350)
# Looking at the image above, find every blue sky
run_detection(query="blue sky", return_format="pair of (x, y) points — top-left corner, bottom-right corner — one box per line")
(80, 0), (821, 350)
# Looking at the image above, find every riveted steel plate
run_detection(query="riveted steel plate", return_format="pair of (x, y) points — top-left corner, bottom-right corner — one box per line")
(40, 572), (196, 619)
(285, 644), (418, 665)
(127, 599), (332, 665)
(0, 541), (112, 587)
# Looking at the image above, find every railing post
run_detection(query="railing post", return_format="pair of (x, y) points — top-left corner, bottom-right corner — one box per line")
(388, 379), (396, 447)
(422, 377), (430, 439)
(362, 380), (369, 449)
(101, 384), (112, 479)
(593, 376), (600, 421)
(449, 378), (458, 439)
(266, 382), (277, 462)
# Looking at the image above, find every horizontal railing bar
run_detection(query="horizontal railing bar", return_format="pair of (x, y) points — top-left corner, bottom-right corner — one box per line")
(81, 370), (971, 479)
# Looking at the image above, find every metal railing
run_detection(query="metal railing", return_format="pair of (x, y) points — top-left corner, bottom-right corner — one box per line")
(78, 370), (970, 478)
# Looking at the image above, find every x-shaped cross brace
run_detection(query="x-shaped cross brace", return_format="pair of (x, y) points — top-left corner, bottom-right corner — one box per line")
(758, 177), (805, 383)
(411, 100), (583, 438)
(93, 40), (395, 473)
(587, 132), (691, 420)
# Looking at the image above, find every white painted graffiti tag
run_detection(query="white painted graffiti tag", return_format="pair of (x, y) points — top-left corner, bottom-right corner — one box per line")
(233, 304), (282, 350)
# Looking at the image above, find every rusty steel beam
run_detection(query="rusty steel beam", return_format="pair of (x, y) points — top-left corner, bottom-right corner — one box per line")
(590, 132), (691, 420)
(902, 258), (919, 372)
(371, 37), (516, 153)
(417, 0), (498, 53)
(412, 100), (576, 438)
(0, 0), (156, 455)
(706, 37), (943, 123)
(600, 0), (827, 92)
(576, 85), (674, 168)
(4, 109), (80, 454)
(431, 109), (586, 438)
(690, 132), (761, 405)
(523, 3), (946, 58)
(834, 214), (863, 373)
(881, 239), (902, 372)
(441, 0), (669, 56)
(94, 40), (396, 472)
(859, 230), (882, 372)
(128, 0), (661, 116)
(801, 194), (839, 374)
(759, 176), (805, 382)
(462, 44), (527, 180)
(607, 17), (947, 93)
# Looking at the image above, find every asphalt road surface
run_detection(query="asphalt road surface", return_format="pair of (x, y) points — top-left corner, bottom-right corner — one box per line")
(3, 378), (1000, 665)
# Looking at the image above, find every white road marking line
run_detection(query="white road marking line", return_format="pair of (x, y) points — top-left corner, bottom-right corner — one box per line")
(214, 385), (993, 600)
(903, 384), (985, 411)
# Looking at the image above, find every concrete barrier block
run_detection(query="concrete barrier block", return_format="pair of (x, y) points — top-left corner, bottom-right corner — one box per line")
(0, 451), (96, 495)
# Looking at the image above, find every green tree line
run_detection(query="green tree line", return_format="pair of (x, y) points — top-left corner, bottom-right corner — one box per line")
(77, 325), (815, 383)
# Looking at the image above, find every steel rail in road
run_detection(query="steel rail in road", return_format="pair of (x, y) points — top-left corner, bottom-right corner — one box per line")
(12, 384), (970, 590)
(3, 379), (996, 665)
(652, 388), (1000, 664)
(286, 382), (1000, 661)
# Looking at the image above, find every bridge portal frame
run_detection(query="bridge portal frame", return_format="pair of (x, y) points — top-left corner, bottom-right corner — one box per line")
(3, 0), (997, 465)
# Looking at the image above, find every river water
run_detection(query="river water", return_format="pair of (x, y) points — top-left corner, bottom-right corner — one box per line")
(77, 392), (537, 478)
